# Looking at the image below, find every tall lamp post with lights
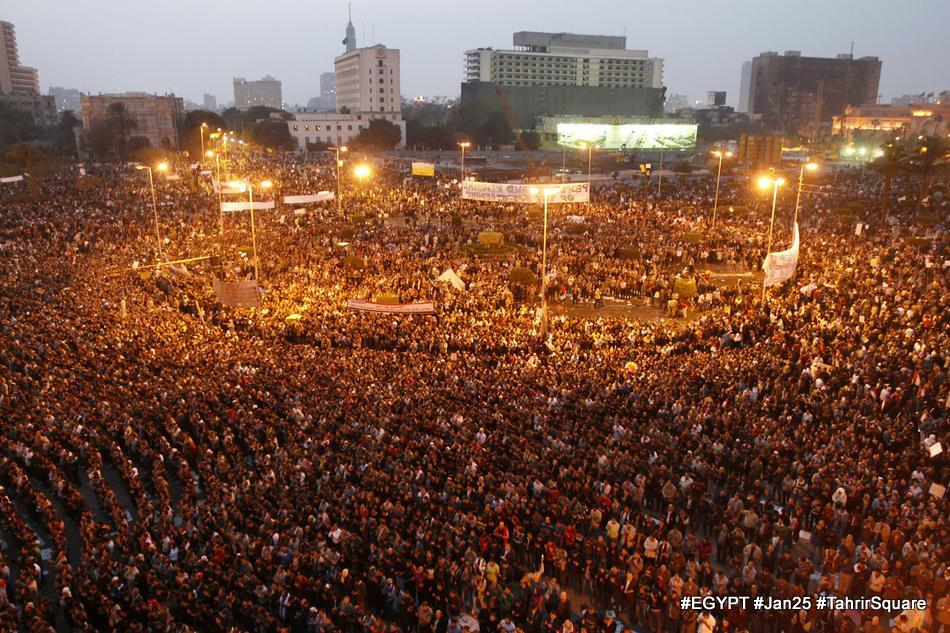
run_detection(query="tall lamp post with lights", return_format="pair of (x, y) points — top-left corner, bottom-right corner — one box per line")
(711, 149), (732, 228)
(458, 141), (470, 180)
(135, 162), (169, 261)
(794, 162), (818, 225)
(529, 186), (559, 338)
(757, 175), (786, 304)
(330, 146), (348, 216)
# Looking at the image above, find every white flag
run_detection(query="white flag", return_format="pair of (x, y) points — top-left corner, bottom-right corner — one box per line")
(762, 222), (800, 287)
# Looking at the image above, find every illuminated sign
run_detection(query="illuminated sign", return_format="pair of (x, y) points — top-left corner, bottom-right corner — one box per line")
(912, 110), (934, 117)
(556, 123), (698, 150)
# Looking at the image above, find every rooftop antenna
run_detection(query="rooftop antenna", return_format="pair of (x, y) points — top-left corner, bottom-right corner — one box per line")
(850, 41), (854, 57)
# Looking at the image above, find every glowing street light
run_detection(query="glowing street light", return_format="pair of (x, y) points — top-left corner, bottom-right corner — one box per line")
(711, 149), (733, 229)
(757, 175), (786, 304)
(353, 163), (372, 180)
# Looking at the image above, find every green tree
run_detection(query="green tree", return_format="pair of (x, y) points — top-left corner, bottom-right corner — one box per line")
(248, 120), (293, 150)
(180, 109), (226, 155)
(872, 140), (906, 222)
(5, 142), (45, 205)
(350, 119), (402, 151)
(106, 102), (137, 156)
(84, 120), (118, 160)
(0, 101), (38, 151)
(903, 135), (947, 202)
(54, 110), (81, 156)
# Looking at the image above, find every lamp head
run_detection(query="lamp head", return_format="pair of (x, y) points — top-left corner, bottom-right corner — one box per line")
(805, 162), (818, 171)
(458, 141), (470, 148)
(156, 162), (169, 172)
(227, 180), (247, 193)
(205, 150), (214, 158)
(259, 180), (273, 189)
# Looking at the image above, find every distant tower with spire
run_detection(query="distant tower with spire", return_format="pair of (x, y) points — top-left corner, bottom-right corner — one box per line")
(344, 4), (356, 52)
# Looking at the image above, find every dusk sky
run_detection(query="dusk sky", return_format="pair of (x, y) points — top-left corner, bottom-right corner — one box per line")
(8, 0), (949, 108)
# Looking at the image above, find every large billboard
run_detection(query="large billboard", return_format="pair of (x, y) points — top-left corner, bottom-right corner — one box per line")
(556, 122), (698, 150)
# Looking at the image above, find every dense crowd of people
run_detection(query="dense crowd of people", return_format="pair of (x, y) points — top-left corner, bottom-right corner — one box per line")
(0, 148), (946, 633)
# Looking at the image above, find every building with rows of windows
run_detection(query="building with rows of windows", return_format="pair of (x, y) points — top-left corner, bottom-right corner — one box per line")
(465, 32), (663, 89)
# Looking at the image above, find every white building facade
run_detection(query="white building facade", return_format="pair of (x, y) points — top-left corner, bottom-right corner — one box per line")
(464, 32), (663, 89)
(334, 45), (401, 114)
(285, 112), (406, 150)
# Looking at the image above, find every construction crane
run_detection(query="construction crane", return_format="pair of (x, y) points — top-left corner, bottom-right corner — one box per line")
(619, 86), (667, 166)
(494, 84), (540, 172)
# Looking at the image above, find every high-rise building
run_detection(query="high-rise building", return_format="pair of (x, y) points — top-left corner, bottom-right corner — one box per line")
(203, 93), (217, 111)
(737, 61), (752, 112)
(707, 91), (727, 106)
(232, 76), (283, 110)
(320, 72), (336, 111)
(746, 50), (881, 136)
(465, 32), (663, 89)
(80, 92), (184, 149)
(334, 45), (400, 114)
(0, 21), (41, 95)
(50, 87), (81, 112)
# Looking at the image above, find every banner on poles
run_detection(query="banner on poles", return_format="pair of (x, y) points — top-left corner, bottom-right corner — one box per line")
(412, 162), (435, 177)
(165, 174), (181, 181)
(0, 175), (24, 183)
(461, 181), (589, 203)
(347, 299), (435, 314)
(220, 200), (276, 213)
(282, 192), (334, 204)
(212, 277), (261, 308)
(762, 222), (800, 287)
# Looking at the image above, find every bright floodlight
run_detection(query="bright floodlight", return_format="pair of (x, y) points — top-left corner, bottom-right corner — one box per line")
(458, 141), (470, 148)
(340, 146), (348, 152)
(353, 164), (371, 179)
(713, 150), (722, 157)
(227, 180), (247, 192)
(260, 180), (273, 189)
(156, 162), (169, 172)
(725, 151), (733, 157)
(205, 150), (214, 157)
(805, 162), (818, 171)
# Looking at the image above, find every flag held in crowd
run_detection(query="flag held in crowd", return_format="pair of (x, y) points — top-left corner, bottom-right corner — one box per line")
(762, 222), (800, 288)
(212, 277), (261, 308)
(412, 162), (435, 177)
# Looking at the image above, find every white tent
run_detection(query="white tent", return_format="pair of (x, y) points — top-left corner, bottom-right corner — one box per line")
(437, 268), (466, 290)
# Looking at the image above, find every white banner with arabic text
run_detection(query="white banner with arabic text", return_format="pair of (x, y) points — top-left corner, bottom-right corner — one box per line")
(347, 299), (435, 314)
(461, 181), (589, 204)
(282, 192), (334, 204)
(220, 201), (276, 213)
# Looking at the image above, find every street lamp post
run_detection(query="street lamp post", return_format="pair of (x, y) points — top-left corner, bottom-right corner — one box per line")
(331, 146), (348, 216)
(229, 179), (273, 289)
(200, 122), (208, 164)
(711, 150), (732, 228)
(584, 143), (593, 184)
(458, 141), (470, 181)
(135, 162), (169, 261)
(793, 162), (818, 226)
(529, 186), (558, 338)
(758, 175), (786, 304)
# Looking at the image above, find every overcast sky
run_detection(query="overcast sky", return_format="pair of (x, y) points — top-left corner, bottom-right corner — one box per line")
(8, 0), (949, 108)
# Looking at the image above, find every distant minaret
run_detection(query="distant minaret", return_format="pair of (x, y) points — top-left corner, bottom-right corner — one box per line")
(344, 3), (356, 52)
